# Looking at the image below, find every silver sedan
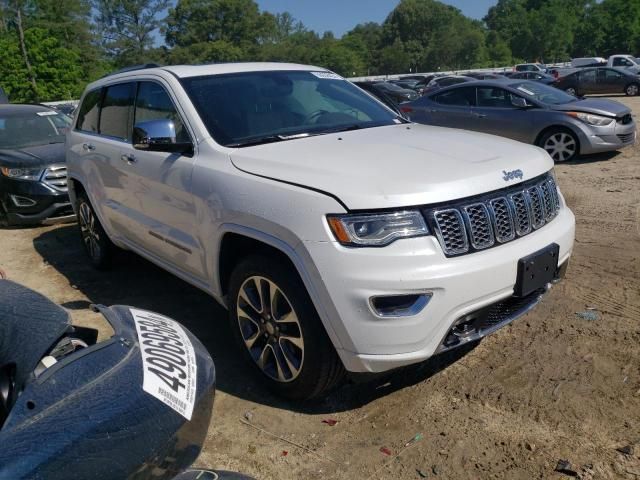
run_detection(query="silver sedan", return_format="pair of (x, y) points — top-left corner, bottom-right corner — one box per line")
(402, 80), (636, 162)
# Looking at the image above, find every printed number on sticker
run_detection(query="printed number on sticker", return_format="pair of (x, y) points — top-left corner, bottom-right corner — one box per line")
(131, 308), (197, 420)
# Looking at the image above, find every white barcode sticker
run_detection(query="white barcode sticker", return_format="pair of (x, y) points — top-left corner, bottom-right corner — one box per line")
(131, 308), (197, 420)
(310, 71), (343, 80)
(36, 111), (58, 116)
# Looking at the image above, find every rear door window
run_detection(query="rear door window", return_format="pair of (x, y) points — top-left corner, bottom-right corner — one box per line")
(579, 69), (596, 84)
(76, 89), (102, 133)
(99, 83), (136, 141)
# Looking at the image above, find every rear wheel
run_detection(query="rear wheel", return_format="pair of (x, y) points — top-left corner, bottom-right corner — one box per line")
(538, 129), (579, 162)
(76, 192), (113, 269)
(565, 87), (577, 96)
(228, 255), (344, 400)
(625, 83), (639, 96)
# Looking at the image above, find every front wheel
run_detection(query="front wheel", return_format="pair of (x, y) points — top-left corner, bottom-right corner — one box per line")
(538, 129), (579, 162)
(228, 255), (344, 400)
(76, 193), (113, 269)
(625, 83), (639, 96)
(565, 87), (577, 96)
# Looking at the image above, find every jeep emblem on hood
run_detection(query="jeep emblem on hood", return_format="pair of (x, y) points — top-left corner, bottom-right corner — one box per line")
(502, 169), (524, 181)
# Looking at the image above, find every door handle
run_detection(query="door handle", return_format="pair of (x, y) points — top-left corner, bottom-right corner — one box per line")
(474, 113), (487, 118)
(120, 153), (137, 164)
(82, 143), (95, 151)
(429, 109), (439, 113)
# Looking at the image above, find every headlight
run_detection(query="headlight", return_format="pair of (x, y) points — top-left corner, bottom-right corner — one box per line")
(327, 210), (429, 247)
(567, 112), (614, 126)
(0, 167), (43, 181)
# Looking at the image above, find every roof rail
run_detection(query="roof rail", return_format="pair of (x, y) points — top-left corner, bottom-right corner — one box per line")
(101, 63), (163, 78)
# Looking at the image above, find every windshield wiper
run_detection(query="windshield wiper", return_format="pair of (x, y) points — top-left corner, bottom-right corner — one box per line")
(228, 132), (323, 148)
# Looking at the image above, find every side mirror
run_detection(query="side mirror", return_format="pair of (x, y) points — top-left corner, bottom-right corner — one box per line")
(511, 96), (532, 109)
(133, 119), (193, 154)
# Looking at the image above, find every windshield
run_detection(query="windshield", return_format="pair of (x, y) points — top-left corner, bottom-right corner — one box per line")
(0, 110), (70, 149)
(181, 70), (400, 147)
(511, 81), (576, 105)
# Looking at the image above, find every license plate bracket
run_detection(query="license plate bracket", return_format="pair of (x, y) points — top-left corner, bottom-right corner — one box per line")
(515, 243), (560, 297)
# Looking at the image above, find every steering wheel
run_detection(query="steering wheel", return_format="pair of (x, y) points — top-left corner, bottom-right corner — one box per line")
(304, 109), (330, 125)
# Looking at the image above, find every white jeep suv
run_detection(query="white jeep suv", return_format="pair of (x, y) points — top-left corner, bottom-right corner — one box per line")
(66, 63), (575, 399)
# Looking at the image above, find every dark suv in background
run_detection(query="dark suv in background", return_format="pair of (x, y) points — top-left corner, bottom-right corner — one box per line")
(0, 105), (73, 226)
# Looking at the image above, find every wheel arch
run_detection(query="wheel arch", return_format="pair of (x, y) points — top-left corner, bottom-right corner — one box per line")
(215, 226), (345, 351)
(534, 124), (582, 155)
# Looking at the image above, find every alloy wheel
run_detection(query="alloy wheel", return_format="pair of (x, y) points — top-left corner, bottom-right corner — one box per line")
(236, 276), (304, 383)
(626, 84), (639, 96)
(79, 201), (101, 260)
(543, 132), (577, 162)
(565, 87), (576, 96)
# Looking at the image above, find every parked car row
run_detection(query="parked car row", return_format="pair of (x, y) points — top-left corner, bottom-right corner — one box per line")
(60, 62), (576, 400)
(2, 60), (633, 401)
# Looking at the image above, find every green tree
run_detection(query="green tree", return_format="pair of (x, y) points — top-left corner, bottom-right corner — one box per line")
(0, 27), (84, 101)
(382, 0), (489, 72)
(164, 0), (274, 63)
(94, 0), (171, 68)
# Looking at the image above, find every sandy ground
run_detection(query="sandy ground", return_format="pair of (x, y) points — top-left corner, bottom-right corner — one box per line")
(1, 95), (639, 480)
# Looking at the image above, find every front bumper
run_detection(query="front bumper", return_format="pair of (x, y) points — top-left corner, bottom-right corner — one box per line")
(1, 178), (73, 225)
(301, 206), (575, 373)
(575, 118), (637, 155)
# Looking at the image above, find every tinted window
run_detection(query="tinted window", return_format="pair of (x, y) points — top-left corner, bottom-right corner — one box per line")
(135, 82), (190, 143)
(580, 69), (596, 84)
(602, 69), (623, 80)
(181, 71), (398, 147)
(613, 57), (632, 67)
(99, 83), (135, 140)
(477, 87), (513, 108)
(433, 88), (475, 106)
(77, 89), (101, 133)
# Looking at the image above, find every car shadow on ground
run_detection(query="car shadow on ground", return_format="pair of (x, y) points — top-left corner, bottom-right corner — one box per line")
(570, 150), (621, 165)
(33, 224), (477, 414)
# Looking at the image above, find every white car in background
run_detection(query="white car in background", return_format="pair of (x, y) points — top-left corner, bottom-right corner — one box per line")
(66, 63), (575, 399)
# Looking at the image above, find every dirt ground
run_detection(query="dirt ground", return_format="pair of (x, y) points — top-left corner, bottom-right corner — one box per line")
(1, 95), (639, 480)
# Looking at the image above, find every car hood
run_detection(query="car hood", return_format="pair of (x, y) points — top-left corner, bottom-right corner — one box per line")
(0, 142), (65, 169)
(229, 124), (553, 210)
(550, 98), (631, 117)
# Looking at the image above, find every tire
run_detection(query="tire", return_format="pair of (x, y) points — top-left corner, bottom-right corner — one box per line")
(538, 129), (579, 162)
(565, 87), (577, 96)
(625, 83), (639, 96)
(228, 255), (344, 400)
(0, 201), (9, 228)
(76, 192), (113, 269)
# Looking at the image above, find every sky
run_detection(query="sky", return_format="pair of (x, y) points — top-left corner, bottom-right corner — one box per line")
(255, 0), (498, 37)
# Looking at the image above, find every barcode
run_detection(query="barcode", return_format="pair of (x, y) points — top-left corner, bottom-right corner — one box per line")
(158, 386), (187, 412)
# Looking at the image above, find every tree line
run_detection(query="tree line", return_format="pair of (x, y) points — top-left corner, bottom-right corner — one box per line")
(1, 0), (639, 102)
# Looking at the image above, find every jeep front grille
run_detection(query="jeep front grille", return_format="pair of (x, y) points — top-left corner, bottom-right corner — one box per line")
(42, 164), (67, 192)
(427, 173), (560, 257)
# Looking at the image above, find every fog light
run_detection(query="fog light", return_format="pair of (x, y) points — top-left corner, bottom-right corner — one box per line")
(370, 293), (431, 318)
(10, 195), (37, 207)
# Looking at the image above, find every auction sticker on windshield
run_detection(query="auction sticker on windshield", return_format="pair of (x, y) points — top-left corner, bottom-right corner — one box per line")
(311, 71), (343, 80)
(131, 308), (197, 420)
(516, 86), (535, 96)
